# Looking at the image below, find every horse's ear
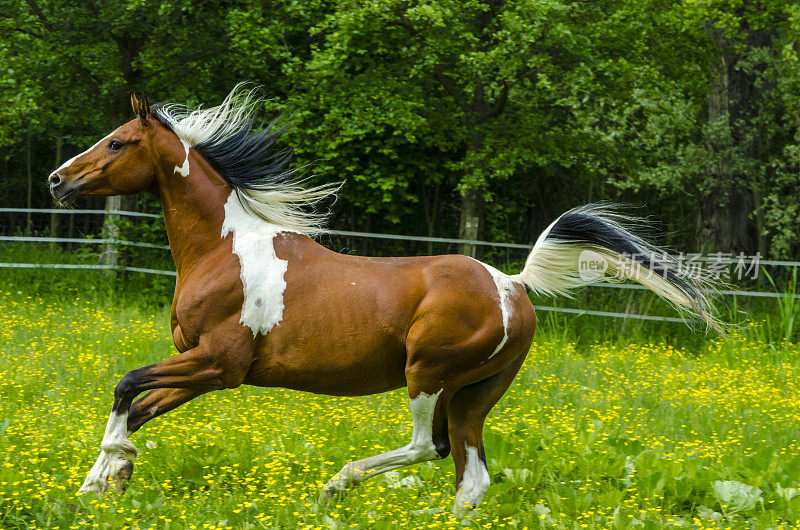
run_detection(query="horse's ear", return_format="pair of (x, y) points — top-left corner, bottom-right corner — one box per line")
(131, 93), (140, 115)
(140, 95), (151, 119)
(131, 92), (151, 126)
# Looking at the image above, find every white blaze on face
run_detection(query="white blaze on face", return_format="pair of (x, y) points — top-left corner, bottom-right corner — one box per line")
(453, 445), (491, 515)
(54, 132), (116, 174)
(222, 191), (297, 336)
(173, 138), (191, 177)
(475, 261), (514, 359)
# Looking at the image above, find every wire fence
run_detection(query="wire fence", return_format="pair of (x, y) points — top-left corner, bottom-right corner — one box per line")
(2, 208), (799, 323)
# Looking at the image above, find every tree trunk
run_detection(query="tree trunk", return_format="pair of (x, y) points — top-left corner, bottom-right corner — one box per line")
(458, 188), (483, 257)
(455, 78), (499, 258)
(362, 214), (371, 255)
(349, 202), (356, 251)
(25, 130), (33, 235)
(67, 209), (75, 249)
(753, 184), (766, 258)
(697, 26), (757, 254)
(50, 136), (62, 243)
(421, 181), (440, 255)
(1, 158), (7, 208)
(698, 29), (731, 252)
(120, 195), (137, 213)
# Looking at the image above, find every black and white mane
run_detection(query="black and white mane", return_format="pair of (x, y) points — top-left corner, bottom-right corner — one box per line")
(154, 84), (338, 235)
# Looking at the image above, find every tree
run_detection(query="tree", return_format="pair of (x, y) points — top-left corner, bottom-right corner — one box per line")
(0, 0), (238, 236)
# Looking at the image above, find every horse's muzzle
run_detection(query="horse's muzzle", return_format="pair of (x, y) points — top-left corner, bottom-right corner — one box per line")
(49, 172), (80, 203)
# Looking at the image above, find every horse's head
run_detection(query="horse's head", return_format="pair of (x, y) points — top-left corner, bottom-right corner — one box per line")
(49, 94), (163, 203)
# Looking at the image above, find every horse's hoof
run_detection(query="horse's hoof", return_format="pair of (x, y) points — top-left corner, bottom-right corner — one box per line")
(77, 486), (102, 497)
(111, 459), (134, 493)
(77, 479), (107, 497)
(452, 495), (478, 518)
(318, 487), (334, 504)
(318, 485), (348, 504)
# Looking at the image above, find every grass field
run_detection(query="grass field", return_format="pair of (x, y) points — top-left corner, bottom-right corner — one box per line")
(2, 291), (800, 529)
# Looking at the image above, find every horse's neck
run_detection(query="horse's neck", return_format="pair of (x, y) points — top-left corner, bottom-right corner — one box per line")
(157, 154), (310, 278)
(156, 151), (236, 276)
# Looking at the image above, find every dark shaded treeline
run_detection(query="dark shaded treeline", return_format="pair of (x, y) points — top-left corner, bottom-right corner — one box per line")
(1, 0), (799, 259)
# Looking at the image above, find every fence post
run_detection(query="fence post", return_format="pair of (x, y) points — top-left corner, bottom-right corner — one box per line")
(101, 196), (121, 274)
(50, 135), (63, 247)
(459, 216), (479, 258)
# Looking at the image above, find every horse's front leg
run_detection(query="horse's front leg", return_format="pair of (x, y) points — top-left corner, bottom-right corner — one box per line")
(78, 344), (246, 495)
(78, 389), (201, 494)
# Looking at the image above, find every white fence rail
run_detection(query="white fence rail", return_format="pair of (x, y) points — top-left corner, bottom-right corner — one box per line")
(3, 208), (799, 323)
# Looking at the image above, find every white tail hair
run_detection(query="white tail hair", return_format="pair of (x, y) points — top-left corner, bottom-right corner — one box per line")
(510, 204), (724, 333)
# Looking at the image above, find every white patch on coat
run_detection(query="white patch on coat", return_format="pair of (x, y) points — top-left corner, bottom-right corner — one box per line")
(453, 445), (491, 515)
(322, 389), (443, 494)
(405, 389), (443, 459)
(100, 411), (129, 448)
(173, 138), (191, 177)
(475, 261), (514, 359)
(54, 132), (115, 173)
(222, 191), (297, 337)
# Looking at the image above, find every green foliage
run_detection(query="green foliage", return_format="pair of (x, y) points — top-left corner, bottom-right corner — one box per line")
(0, 242), (174, 307)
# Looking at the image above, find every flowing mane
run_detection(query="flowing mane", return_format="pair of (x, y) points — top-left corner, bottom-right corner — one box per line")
(154, 84), (339, 235)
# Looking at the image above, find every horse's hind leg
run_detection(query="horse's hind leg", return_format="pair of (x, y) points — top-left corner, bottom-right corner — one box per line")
(320, 382), (450, 498)
(448, 350), (527, 516)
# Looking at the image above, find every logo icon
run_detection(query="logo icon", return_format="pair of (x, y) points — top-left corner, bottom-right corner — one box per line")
(578, 250), (608, 282)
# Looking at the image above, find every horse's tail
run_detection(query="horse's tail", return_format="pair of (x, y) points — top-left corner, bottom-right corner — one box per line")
(509, 203), (723, 333)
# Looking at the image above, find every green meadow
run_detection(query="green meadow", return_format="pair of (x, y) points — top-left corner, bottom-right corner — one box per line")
(2, 285), (800, 529)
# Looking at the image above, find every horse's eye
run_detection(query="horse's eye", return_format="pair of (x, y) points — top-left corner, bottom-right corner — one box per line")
(108, 140), (124, 151)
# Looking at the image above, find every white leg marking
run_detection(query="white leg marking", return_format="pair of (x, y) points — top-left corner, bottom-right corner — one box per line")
(82, 411), (138, 492)
(473, 260), (513, 359)
(173, 138), (191, 176)
(322, 389), (443, 495)
(78, 450), (110, 495)
(453, 445), (491, 516)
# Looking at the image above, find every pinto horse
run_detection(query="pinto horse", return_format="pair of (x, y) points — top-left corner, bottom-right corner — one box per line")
(49, 86), (719, 514)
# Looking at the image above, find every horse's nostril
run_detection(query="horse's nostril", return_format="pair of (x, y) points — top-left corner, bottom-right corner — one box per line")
(49, 173), (62, 187)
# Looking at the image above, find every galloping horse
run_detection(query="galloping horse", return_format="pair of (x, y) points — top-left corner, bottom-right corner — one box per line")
(49, 86), (719, 514)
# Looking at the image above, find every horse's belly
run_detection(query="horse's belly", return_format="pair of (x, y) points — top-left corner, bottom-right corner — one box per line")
(244, 333), (408, 396)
